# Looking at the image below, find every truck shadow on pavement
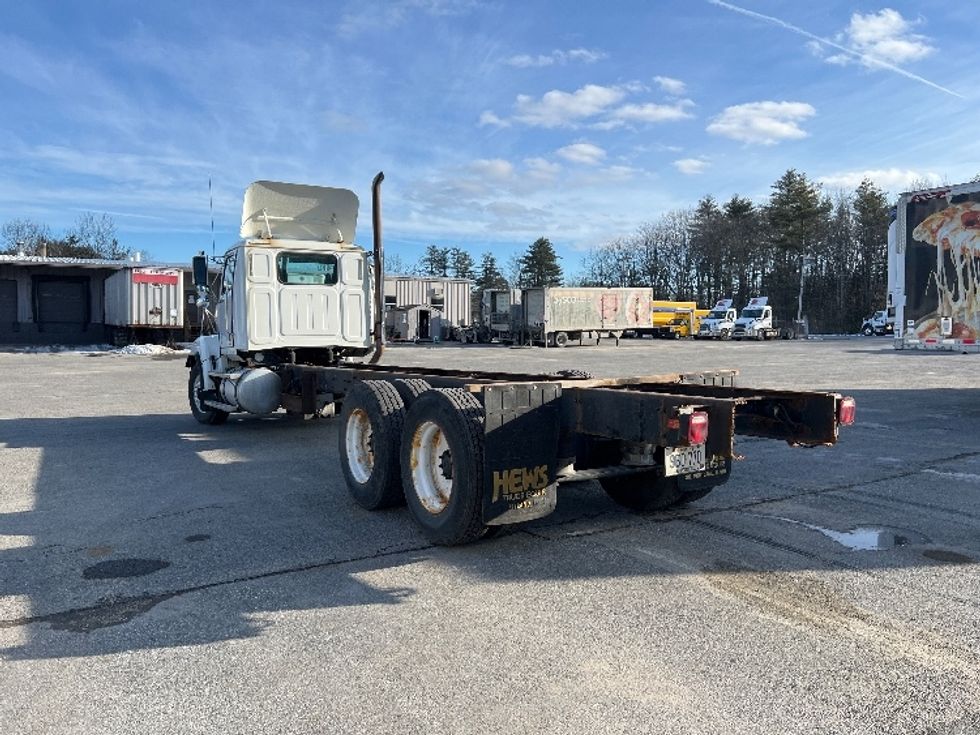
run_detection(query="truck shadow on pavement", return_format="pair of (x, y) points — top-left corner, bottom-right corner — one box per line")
(1, 387), (978, 660)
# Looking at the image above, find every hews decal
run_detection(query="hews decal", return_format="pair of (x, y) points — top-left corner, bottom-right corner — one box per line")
(492, 464), (550, 502)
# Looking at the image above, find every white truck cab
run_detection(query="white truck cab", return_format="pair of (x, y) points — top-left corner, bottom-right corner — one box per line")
(861, 309), (894, 336)
(188, 178), (384, 423)
(696, 298), (737, 339)
(732, 297), (774, 340)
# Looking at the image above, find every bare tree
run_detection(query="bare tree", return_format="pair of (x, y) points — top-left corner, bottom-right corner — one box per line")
(1, 219), (52, 254)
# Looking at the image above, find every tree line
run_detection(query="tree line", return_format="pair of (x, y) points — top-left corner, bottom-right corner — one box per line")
(1, 213), (132, 260)
(577, 169), (891, 333)
(406, 169), (896, 332)
(405, 237), (563, 294)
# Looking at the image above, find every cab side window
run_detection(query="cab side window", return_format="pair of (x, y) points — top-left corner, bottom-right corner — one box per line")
(220, 252), (237, 299)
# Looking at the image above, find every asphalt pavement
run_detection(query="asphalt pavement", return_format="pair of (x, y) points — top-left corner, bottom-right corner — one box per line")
(1, 338), (978, 734)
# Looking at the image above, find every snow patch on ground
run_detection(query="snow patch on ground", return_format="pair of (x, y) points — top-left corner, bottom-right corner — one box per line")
(8, 343), (189, 355)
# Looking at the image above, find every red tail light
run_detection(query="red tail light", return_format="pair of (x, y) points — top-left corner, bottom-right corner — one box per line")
(688, 411), (709, 445)
(838, 397), (856, 426)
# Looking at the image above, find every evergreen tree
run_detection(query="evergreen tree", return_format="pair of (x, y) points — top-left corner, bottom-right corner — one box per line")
(688, 195), (724, 304)
(475, 252), (508, 292)
(517, 237), (562, 287)
(766, 169), (831, 321)
(448, 247), (476, 280)
(852, 178), (890, 319)
(417, 244), (450, 276)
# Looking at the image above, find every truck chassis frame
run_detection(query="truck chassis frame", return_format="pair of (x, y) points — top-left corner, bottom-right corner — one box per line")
(189, 357), (852, 545)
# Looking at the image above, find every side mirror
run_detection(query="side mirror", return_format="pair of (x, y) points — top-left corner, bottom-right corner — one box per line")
(192, 254), (209, 288)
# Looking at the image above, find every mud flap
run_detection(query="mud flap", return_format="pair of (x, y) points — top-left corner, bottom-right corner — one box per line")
(481, 383), (561, 526)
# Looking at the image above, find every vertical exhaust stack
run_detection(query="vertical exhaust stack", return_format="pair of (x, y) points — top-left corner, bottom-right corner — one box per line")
(370, 171), (385, 364)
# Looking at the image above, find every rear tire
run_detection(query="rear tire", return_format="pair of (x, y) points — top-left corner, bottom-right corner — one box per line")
(392, 378), (431, 406)
(339, 380), (406, 510)
(553, 331), (569, 348)
(600, 469), (720, 512)
(188, 362), (229, 425)
(400, 389), (488, 545)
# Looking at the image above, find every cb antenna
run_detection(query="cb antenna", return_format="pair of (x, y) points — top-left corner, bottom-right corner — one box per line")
(209, 175), (215, 259)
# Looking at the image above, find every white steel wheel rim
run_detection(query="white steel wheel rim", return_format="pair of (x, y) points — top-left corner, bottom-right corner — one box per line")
(192, 372), (206, 412)
(345, 409), (374, 484)
(411, 420), (453, 514)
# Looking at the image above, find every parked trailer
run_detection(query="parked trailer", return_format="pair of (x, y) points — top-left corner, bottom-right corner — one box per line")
(889, 181), (980, 352)
(519, 287), (652, 347)
(185, 173), (855, 546)
(104, 266), (184, 344)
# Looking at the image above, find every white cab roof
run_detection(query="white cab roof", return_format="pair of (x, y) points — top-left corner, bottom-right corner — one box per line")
(241, 181), (359, 243)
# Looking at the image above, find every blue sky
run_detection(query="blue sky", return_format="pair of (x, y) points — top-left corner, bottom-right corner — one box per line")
(1, 1), (977, 274)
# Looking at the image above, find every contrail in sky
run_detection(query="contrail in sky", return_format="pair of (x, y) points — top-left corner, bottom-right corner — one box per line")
(707, 0), (964, 99)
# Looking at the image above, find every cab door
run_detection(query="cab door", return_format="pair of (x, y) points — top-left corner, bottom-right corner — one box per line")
(215, 250), (238, 350)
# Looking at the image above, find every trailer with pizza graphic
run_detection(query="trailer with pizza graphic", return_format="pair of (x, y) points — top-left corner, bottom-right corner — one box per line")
(889, 180), (980, 352)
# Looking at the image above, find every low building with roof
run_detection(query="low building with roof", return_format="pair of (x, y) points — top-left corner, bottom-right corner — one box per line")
(0, 254), (201, 345)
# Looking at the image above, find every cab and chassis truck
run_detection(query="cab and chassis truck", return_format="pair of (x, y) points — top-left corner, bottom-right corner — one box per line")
(186, 174), (856, 546)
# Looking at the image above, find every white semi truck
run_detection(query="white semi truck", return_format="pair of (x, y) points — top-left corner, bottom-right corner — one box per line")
(732, 297), (776, 340)
(186, 174), (855, 545)
(888, 180), (980, 352)
(695, 299), (737, 340)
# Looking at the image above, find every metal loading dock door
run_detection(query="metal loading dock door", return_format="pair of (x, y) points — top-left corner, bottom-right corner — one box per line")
(0, 280), (16, 333)
(32, 276), (91, 340)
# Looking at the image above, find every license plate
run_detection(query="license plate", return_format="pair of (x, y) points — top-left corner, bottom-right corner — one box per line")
(664, 444), (706, 476)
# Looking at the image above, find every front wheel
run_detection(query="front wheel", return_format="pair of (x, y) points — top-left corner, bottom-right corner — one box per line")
(400, 389), (489, 545)
(720, 329), (731, 340)
(188, 362), (229, 425)
(861, 325), (874, 336)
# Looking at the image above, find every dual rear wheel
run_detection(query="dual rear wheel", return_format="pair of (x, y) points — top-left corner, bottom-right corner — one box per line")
(338, 380), (490, 545)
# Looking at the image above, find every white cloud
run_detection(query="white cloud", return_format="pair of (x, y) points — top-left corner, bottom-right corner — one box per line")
(707, 101), (815, 145)
(818, 168), (942, 192)
(611, 100), (694, 123)
(505, 48), (607, 68)
(674, 158), (709, 175)
(524, 157), (561, 182)
(514, 84), (627, 128)
(478, 110), (510, 128)
(556, 143), (606, 166)
(840, 9), (934, 66)
(653, 76), (686, 95)
(599, 165), (637, 181)
(470, 158), (514, 180)
(490, 83), (696, 129)
(708, 1), (959, 98)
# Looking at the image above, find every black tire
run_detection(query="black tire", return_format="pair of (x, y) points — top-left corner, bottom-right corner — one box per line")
(551, 369), (595, 379)
(553, 331), (569, 348)
(720, 329), (731, 341)
(600, 461), (729, 512)
(861, 325), (874, 336)
(392, 378), (431, 406)
(400, 388), (488, 545)
(188, 362), (229, 425)
(339, 380), (406, 510)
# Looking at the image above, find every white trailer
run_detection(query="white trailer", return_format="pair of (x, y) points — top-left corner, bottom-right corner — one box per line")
(888, 181), (980, 352)
(104, 266), (184, 343)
